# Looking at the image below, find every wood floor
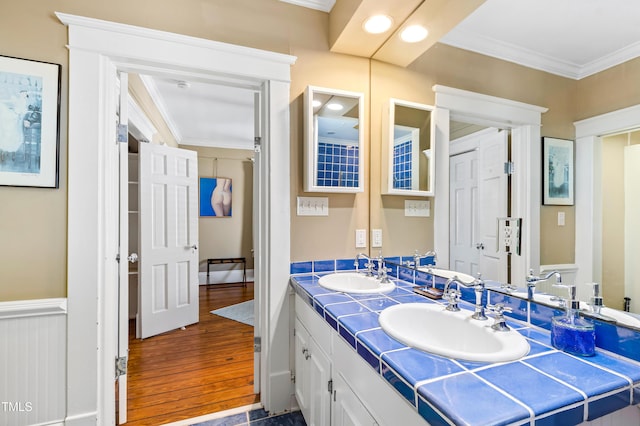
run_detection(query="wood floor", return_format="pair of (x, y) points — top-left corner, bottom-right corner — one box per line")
(121, 283), (258, 426)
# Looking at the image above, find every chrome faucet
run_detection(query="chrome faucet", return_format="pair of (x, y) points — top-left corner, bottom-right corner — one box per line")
(355, 253), (375, 277)
(443, 273), (488, 320)
(376, 255), (391, 283)
(413, 250), (437, 268)
(487, 303), (512, 331)
(525, 269), (562, 299)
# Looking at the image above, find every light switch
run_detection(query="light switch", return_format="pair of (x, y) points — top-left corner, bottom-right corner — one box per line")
(405, 200), (431, 217)
(558, 211), (565, 226)
(355, 229), (367, 248)
(297, 196), (329, 216)
(371, 229), (382, 248)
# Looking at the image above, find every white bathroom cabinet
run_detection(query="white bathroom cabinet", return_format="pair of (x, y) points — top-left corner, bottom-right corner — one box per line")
(294, 294), (425, 426)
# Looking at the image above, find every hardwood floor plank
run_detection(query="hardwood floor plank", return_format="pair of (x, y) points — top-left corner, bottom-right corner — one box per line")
(120, 283), (257, 425)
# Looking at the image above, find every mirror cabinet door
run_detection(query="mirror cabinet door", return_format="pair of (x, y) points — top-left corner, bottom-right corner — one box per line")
(304, 86), (365, 193)
(383, 98), (435, 197)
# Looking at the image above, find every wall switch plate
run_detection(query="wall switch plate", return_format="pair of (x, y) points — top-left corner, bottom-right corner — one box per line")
(405, 200), (431, 217)
(557, 211), (565, 226)
(371, 229), (382, 248)
(355, 229), (367, 248)
(297, 196), (329, 216)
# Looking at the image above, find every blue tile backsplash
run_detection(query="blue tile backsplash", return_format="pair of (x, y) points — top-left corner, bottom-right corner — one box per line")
(290, 258), (640, 425)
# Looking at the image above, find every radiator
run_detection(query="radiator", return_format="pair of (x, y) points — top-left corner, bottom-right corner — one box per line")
(0, 298), (67, 426)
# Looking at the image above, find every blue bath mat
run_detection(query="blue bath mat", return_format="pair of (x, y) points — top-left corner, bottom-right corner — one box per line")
(211, 300), (254, 326)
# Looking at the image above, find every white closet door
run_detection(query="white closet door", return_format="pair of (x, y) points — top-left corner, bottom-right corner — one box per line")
(138, 143), (199, 339)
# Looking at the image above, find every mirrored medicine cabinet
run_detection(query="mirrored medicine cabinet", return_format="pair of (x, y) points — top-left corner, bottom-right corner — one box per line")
(304, 85), (365, 193)
(382, 98), (435, 197)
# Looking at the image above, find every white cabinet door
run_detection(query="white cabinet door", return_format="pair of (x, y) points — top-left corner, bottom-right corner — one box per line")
(138, 143), (199, 338)
(332, 373), (378, 426)
(295, 318), (332, 426)
(308, 336), (331, 426)
(295, 319), (311, 420)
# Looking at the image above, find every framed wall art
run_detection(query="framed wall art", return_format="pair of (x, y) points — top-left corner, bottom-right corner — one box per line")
(0, 55), (61, 188)
(542, 137), (574, 205)
(199, 177), (232, 217)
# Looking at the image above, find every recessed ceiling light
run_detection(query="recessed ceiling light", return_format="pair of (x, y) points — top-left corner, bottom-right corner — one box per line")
(312, 99), (322, 107)
(400, 25), (428, 43)
(326, 102), (344, 111)
(363, 15), (393, 34)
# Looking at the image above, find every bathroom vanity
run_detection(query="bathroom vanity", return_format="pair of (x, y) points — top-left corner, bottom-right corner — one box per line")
(291, 266), (640, 425)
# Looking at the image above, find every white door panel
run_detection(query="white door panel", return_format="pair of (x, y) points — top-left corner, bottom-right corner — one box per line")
(450, 150), (479, 275)
(450, 129), (508, 282)
(478, 130), (508, 282)
(139, 143), (198, 339)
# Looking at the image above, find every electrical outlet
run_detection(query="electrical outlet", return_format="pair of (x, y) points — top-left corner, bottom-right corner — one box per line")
(355, 229), (367, 248)
(371, 229), (382, 248)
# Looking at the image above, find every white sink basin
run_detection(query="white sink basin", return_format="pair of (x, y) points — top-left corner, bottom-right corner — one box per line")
(514, 292), (640, 328)
(379, 303), (530, 362)
(318, 272), (396, 294)
(418, 267), (475, 284)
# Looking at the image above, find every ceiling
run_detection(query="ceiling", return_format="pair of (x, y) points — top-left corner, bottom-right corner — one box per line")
(140, 0), (640, 148)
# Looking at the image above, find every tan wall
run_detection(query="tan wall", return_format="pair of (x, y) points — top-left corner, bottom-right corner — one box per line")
(186, 146), (254, 270)
(2, 0), (638, 300)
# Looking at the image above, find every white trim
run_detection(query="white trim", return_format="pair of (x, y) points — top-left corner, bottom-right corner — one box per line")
(0, 298), (67, 319)
(573, 104), (640, 299)
(433, 85), (546, 284)
(128, 96), (157, 142)
(138, 74), (181, 142)
(440, 29), (640, 80)
(58, 12), (294, 424)
(279, 0), (335, 13)
(180, 137), (254, 150)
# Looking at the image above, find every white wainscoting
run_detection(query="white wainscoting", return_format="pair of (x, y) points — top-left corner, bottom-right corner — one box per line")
(538, 264), (579, 298)
(0, 298), (67, 426)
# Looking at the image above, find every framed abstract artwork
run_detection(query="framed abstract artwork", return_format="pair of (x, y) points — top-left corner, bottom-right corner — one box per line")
(542, 137), (574, 205)
(0, 55), (61, 188)
(199, 177), (232, 217)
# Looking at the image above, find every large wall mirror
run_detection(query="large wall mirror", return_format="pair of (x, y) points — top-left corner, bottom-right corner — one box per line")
(304, 86), (364, 193)
(382, 98), (434, 196)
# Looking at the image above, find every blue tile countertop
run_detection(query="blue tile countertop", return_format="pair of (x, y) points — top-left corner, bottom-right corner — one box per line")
(290, 266), (640, 426)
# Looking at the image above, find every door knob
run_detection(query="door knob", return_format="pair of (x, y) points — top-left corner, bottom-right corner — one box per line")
(188, 244), (198, 250)
(127, 253), (139, 263)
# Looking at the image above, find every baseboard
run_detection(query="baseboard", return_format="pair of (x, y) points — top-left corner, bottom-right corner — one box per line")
(198, 269), (254, 285)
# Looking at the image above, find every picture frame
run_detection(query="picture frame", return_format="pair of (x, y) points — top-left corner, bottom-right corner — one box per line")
(199, 177), (232, 217)
(0, 55), (61, 188)
(542, 137), (574, 205)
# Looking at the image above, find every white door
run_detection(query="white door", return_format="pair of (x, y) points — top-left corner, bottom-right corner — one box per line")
(332, 373), (378, 426)
(625, 145), (640, 312)
(477, 130), (508, 282)
(449, 149), (479, 275)
(294, 319), (311, 421)
(450, 129), (508, 282)
(116, 71), (130, 424)
(138, 142), (199, 339)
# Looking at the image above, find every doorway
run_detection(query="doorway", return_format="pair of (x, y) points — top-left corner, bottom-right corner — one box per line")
(448, 127), (510, 283)
(61, 13), (294, 425)
(124, 138), (258, 424)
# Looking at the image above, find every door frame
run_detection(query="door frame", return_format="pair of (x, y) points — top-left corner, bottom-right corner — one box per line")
(574, 103), (640, 303)
(59, 13), (295, 424)
(433, 85), (548, 283)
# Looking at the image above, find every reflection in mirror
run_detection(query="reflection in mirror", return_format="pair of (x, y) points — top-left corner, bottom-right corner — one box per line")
(601, 130), (640, 314)
(304, 86), (364, 193)
(383, 99), (434, 196)
(489, 281), (640, 330)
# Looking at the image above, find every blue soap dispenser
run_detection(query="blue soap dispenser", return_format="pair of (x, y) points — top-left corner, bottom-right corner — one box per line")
(550, 284), (596, 356)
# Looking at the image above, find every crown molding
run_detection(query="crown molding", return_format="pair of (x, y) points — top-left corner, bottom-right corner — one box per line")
(279, 0), (335, 13)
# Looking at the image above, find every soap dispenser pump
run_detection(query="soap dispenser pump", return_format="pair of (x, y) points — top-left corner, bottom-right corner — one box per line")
(550, 284), (596, 357)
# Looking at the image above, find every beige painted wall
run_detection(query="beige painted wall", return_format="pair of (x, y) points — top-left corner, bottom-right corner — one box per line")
(187, 146), (255, 270)
(2, 0), (640, 300)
